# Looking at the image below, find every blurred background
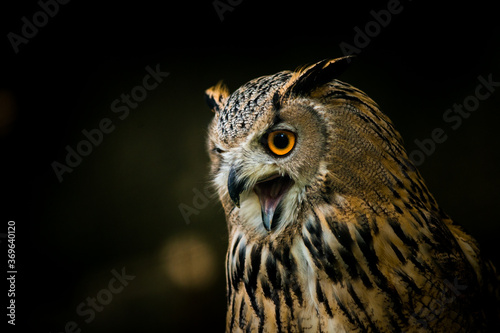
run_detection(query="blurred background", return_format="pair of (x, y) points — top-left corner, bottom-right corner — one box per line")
(1, 0), (499, 332)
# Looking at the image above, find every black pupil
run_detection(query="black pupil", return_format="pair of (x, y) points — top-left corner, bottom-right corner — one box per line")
(273, 133), (289, 149)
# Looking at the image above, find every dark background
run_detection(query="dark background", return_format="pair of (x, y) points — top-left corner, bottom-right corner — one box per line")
(1, 0), (499, 332)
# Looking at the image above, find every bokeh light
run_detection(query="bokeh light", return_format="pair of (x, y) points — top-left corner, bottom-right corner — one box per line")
(161, 233), (217, 289)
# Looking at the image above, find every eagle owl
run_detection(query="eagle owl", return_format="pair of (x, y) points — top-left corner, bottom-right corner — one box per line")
(205, 57), (499, 332)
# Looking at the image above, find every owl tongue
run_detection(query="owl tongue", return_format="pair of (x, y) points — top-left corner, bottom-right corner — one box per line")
(254, 175), (293, 231)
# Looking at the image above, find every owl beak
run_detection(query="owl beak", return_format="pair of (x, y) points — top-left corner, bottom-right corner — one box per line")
(227, 166), (247, 208)
(228, 167), (293, 231)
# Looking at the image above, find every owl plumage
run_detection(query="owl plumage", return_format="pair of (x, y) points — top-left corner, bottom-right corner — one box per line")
(205, 57), (499, 332)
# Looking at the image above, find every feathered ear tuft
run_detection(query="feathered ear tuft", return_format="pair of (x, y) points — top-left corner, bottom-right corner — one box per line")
(205, 81), (230, 113)
(288, 56), (355, 97)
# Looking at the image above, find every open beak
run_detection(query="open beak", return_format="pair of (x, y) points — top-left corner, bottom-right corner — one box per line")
(254, 175), (293, 231)
(227, 166), (293, 231)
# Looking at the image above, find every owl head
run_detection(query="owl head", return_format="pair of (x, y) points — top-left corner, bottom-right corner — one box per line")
(206, 57), (428, 238)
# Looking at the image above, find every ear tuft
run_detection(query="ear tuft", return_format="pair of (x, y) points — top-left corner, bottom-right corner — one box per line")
(205, 81), (230, 113)
(288, 56), (355, 96)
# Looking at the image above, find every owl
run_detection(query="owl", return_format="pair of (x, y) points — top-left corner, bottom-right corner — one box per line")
(205, 57), (499, 332)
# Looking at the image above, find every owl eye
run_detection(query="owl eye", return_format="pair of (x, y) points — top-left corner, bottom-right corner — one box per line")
(267, 130), (296, 156)
(212, 147), (224, 154)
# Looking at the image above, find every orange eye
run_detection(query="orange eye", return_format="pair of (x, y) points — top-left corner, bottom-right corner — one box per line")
(267, 130), (296, 156)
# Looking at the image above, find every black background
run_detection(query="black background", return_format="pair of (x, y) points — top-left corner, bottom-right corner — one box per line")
(1, 0), (499, 332)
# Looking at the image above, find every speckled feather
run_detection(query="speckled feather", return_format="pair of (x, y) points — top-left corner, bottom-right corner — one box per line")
(206, 57), (499, 332)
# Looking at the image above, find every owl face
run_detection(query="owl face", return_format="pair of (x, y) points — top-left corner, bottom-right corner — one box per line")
(210, 98), (329, 235)
(206, 57), (408, 237)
